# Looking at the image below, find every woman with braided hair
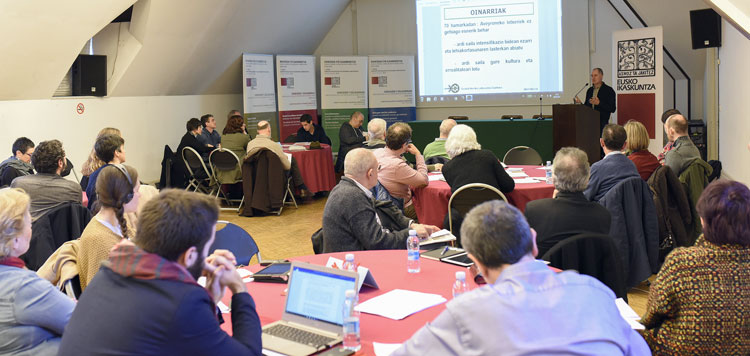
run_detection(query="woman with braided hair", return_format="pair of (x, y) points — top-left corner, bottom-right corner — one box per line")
(76, 164), (140, 291)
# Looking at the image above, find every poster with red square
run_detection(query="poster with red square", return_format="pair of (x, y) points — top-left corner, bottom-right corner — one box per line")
(280, 78), (287, 86)
(324, 77), (332, 85)
(617, 93), (656, 138)
(371, 77), (379, 85)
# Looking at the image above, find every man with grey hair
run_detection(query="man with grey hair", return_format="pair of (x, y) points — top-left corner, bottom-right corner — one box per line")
(321, 148), (438, 253)
(423, 119), (456, 159)
(364, 118), (386, 149)
(393, 200), (648, 355)
(524, 147), (611, 257)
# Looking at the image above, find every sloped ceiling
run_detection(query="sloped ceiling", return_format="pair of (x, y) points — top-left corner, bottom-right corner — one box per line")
(110, 0), (350, 96)
(0, 0), (350, 100)
(704, 0), (750, 38)
(627, 0), (712, 80)
(0, 0), (135, 100)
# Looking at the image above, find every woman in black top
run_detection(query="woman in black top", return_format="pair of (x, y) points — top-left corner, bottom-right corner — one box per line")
(442, 125), (514, 194)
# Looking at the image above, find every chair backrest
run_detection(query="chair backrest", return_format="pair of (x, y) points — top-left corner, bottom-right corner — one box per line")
(541, 233), (628, 299)
(182, 146), (210, 177)
(210, 221), (261, 266)
(500, 114), (523, 120)
(502, 146), (543, 165)
(532, 114), (553, 119)
(449, 183), (507, 218)
(425, 156), (450, 165)
(283, 134), (297, 143)
(448, 116), (468, 121)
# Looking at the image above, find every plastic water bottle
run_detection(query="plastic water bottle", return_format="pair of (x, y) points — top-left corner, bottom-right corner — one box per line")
(545, 161), (553, 184)
(452, 271), (469, 298)
(342, 253), (356, 271)
(406, 229), (420, 273)
(341, 290), (361, 351)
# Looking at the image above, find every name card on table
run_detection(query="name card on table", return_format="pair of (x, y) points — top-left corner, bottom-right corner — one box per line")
(326, 257), (380, 291)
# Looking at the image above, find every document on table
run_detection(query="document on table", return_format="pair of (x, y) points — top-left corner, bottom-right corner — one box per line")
(506, 170), (528, 178)
(428, 173), (445, 182)
(419, 229), (456, 246)
(615, 298), (645, 330)
(373, 342), (402, 356)
(355, 289), (446, 320)
(513, 177), (541, 184)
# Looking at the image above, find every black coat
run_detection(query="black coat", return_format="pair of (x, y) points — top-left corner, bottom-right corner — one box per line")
(20, 202), (91, 271)
(442, 149), (515, 193)
(583, 82), (617, 133)
(525, 191), (612, 258)
(296, 124), (332, 145)
(335, 122), (365, 172)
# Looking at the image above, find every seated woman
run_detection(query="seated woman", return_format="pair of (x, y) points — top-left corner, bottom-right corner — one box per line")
(624, 120), (659, 180)
(442, 124), (514, 194)
(80, 127), (121, 191)
(217, 115), (250, 183)
(641, 179), (750, 355)
(77, 165), (140, 291)
(0, 188), (75, 356)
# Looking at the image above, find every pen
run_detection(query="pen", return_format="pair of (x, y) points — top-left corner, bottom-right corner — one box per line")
(440, 246), (450, 256)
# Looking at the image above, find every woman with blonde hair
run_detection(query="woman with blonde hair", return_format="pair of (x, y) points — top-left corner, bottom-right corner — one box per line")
(80, 127), (122, 190)
(0, 188), (75, 355)
(624, 120), (659, 180)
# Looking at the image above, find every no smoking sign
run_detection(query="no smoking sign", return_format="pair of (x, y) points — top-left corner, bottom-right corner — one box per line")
(76, 103), (85, 115)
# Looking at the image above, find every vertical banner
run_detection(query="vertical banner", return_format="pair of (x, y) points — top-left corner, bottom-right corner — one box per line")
(612, 27), (664, 154)
(242, 54), (279, 140)
(368, 55), (417, 126)
(276, 55), (318, 142)
(320, 56), (369, 152)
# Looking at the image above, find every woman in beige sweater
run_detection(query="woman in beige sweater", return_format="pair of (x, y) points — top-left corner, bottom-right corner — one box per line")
(77, 164), (140, 290)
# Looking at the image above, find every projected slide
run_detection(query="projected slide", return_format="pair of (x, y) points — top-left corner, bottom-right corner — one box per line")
(416, 0), (562, 105)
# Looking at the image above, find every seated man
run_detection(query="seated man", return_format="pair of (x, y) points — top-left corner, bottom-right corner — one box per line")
(584, 124), (640, 202)
(335, 111), (366, 173)
(296, 114), (331, 145)
(393, 200), (649, 355)
(85, 134), (126, 209)
(422, 118), (456, 159)
(525, 147), (611, 257)
(364, 118), (386, 149)
(664, 114), (701, 176)
(373, 122), (428, 218)
(11, 140), (81, 221)
(247, 120), (311, 198)
(0, 137), (35, 187)
(58, 190), (261, 355)
(657, 108), (681, 164)
(322, 148), (438, 253)
(197, 114), (221, 149)
(177, 117), (214, 159)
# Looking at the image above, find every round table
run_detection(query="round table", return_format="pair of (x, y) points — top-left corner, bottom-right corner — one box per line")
(411, 165), (555, 228)
(282, 143), (336, 193)
(220, 250), (478, 355)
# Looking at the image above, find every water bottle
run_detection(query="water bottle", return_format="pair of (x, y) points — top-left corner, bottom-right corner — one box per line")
(342, 253), (356, 271)
(545, 160), (553, 184)
(452, 271), (469, 298)
(406, 229), (420, 273)
(341, 289), (361, 351)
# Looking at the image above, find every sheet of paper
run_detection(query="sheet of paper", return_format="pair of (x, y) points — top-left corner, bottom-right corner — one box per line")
(420, 230), (456, 246)
(513, 177), (541, 184)
(237, 269), (253, 278)
(355, 289), (446, 320)
(505, 167), (524, 172)
(284, 152), (293, 162)
(506, 171), (528, 178)
(374, 342), (403, 356)
(538, 166), (553, 171)
(615, 298), (645, 330)
(428, 174), (445, 182)
(217, 301), (230, 314)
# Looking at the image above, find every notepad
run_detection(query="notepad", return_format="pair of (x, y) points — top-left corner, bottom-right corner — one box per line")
(373, 342), (402, 356)
(513, 177), (540, 184)
(419, 229), (456, 247)
(428, 174), (445, 182)
(355, 289), (446, 320)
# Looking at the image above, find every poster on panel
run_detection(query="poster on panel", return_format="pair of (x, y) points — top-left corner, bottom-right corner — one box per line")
(368, 55), (417, 126)
(276, 55), (318, 142)
(612, 27), (664, 154)
(242, 53), (279, 140)
(320, 56), (369, 152)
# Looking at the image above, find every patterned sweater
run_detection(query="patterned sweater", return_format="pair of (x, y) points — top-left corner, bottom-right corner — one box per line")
(76, 219), (124, 291)
(640, 235), (750, 355)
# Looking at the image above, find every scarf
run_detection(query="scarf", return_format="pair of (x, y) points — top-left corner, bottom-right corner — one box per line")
(0, 256), (26, 269)
(0, 157), (34, 176)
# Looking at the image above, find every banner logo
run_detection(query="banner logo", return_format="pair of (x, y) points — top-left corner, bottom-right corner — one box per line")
(617, 37), (656, 78)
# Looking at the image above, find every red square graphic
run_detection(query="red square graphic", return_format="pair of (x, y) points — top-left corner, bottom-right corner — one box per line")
(617, 93), (656, 138)
(280, 78), (287, 86)
(325, 77), (332, 85)
(371, 77), (379, 85)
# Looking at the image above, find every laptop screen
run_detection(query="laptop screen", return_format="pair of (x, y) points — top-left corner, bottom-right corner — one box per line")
(284, 265), (357, 326)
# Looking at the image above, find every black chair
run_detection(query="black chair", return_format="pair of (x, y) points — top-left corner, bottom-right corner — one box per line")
(541, 233), (628, 300)
(210, 221), (261, 266)
(20, 203), (91, 271)
(182, 146), (217, 194)
(448, 183), (507, 234)
(503, 146), (543, 165)
(501, 114), (523, 120)
(425, 156), (449, 165)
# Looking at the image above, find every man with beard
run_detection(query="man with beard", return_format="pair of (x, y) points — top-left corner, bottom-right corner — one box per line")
(58, 190), (262, 356)
(10, 139), (81, 221)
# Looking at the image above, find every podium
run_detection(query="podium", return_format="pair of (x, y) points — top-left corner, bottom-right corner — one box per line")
(552, 104), (601, 164)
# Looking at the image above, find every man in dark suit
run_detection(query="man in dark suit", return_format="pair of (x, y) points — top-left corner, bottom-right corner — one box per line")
(177, 118), (215, 159)
(525, 147), (611, 257)
(575, 68), (616, 135)
(335, 111), (366, 173)
(296, 113), (331, 145)
(584, 124), (640, 202)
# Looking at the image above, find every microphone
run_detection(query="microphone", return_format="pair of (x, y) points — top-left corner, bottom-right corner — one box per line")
(573, 83), (589, 103)
(539, 96), (543, 120)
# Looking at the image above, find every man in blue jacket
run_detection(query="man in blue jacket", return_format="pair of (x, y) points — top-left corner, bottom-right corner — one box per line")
(59, 190), (261, 356)
(584, 124), (640, 202)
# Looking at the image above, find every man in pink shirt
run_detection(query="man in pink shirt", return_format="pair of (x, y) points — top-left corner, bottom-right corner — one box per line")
(373, 122), (428, 219)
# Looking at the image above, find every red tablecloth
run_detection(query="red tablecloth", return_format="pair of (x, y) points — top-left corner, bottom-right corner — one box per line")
(282, 143), (336, 193)
(411, 165), (555, 228)
(220, 250), (477, 355)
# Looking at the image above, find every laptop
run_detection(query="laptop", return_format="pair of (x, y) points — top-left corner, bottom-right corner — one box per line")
(262, 261), (359, 356)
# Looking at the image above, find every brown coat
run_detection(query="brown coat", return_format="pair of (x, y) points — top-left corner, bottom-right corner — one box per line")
(647, 165), (692, 248)
(240, 149), (286, 216)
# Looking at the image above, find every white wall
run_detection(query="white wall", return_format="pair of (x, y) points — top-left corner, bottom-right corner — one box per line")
(718, 20), (750, 185)
(0, 94), (241, 183)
